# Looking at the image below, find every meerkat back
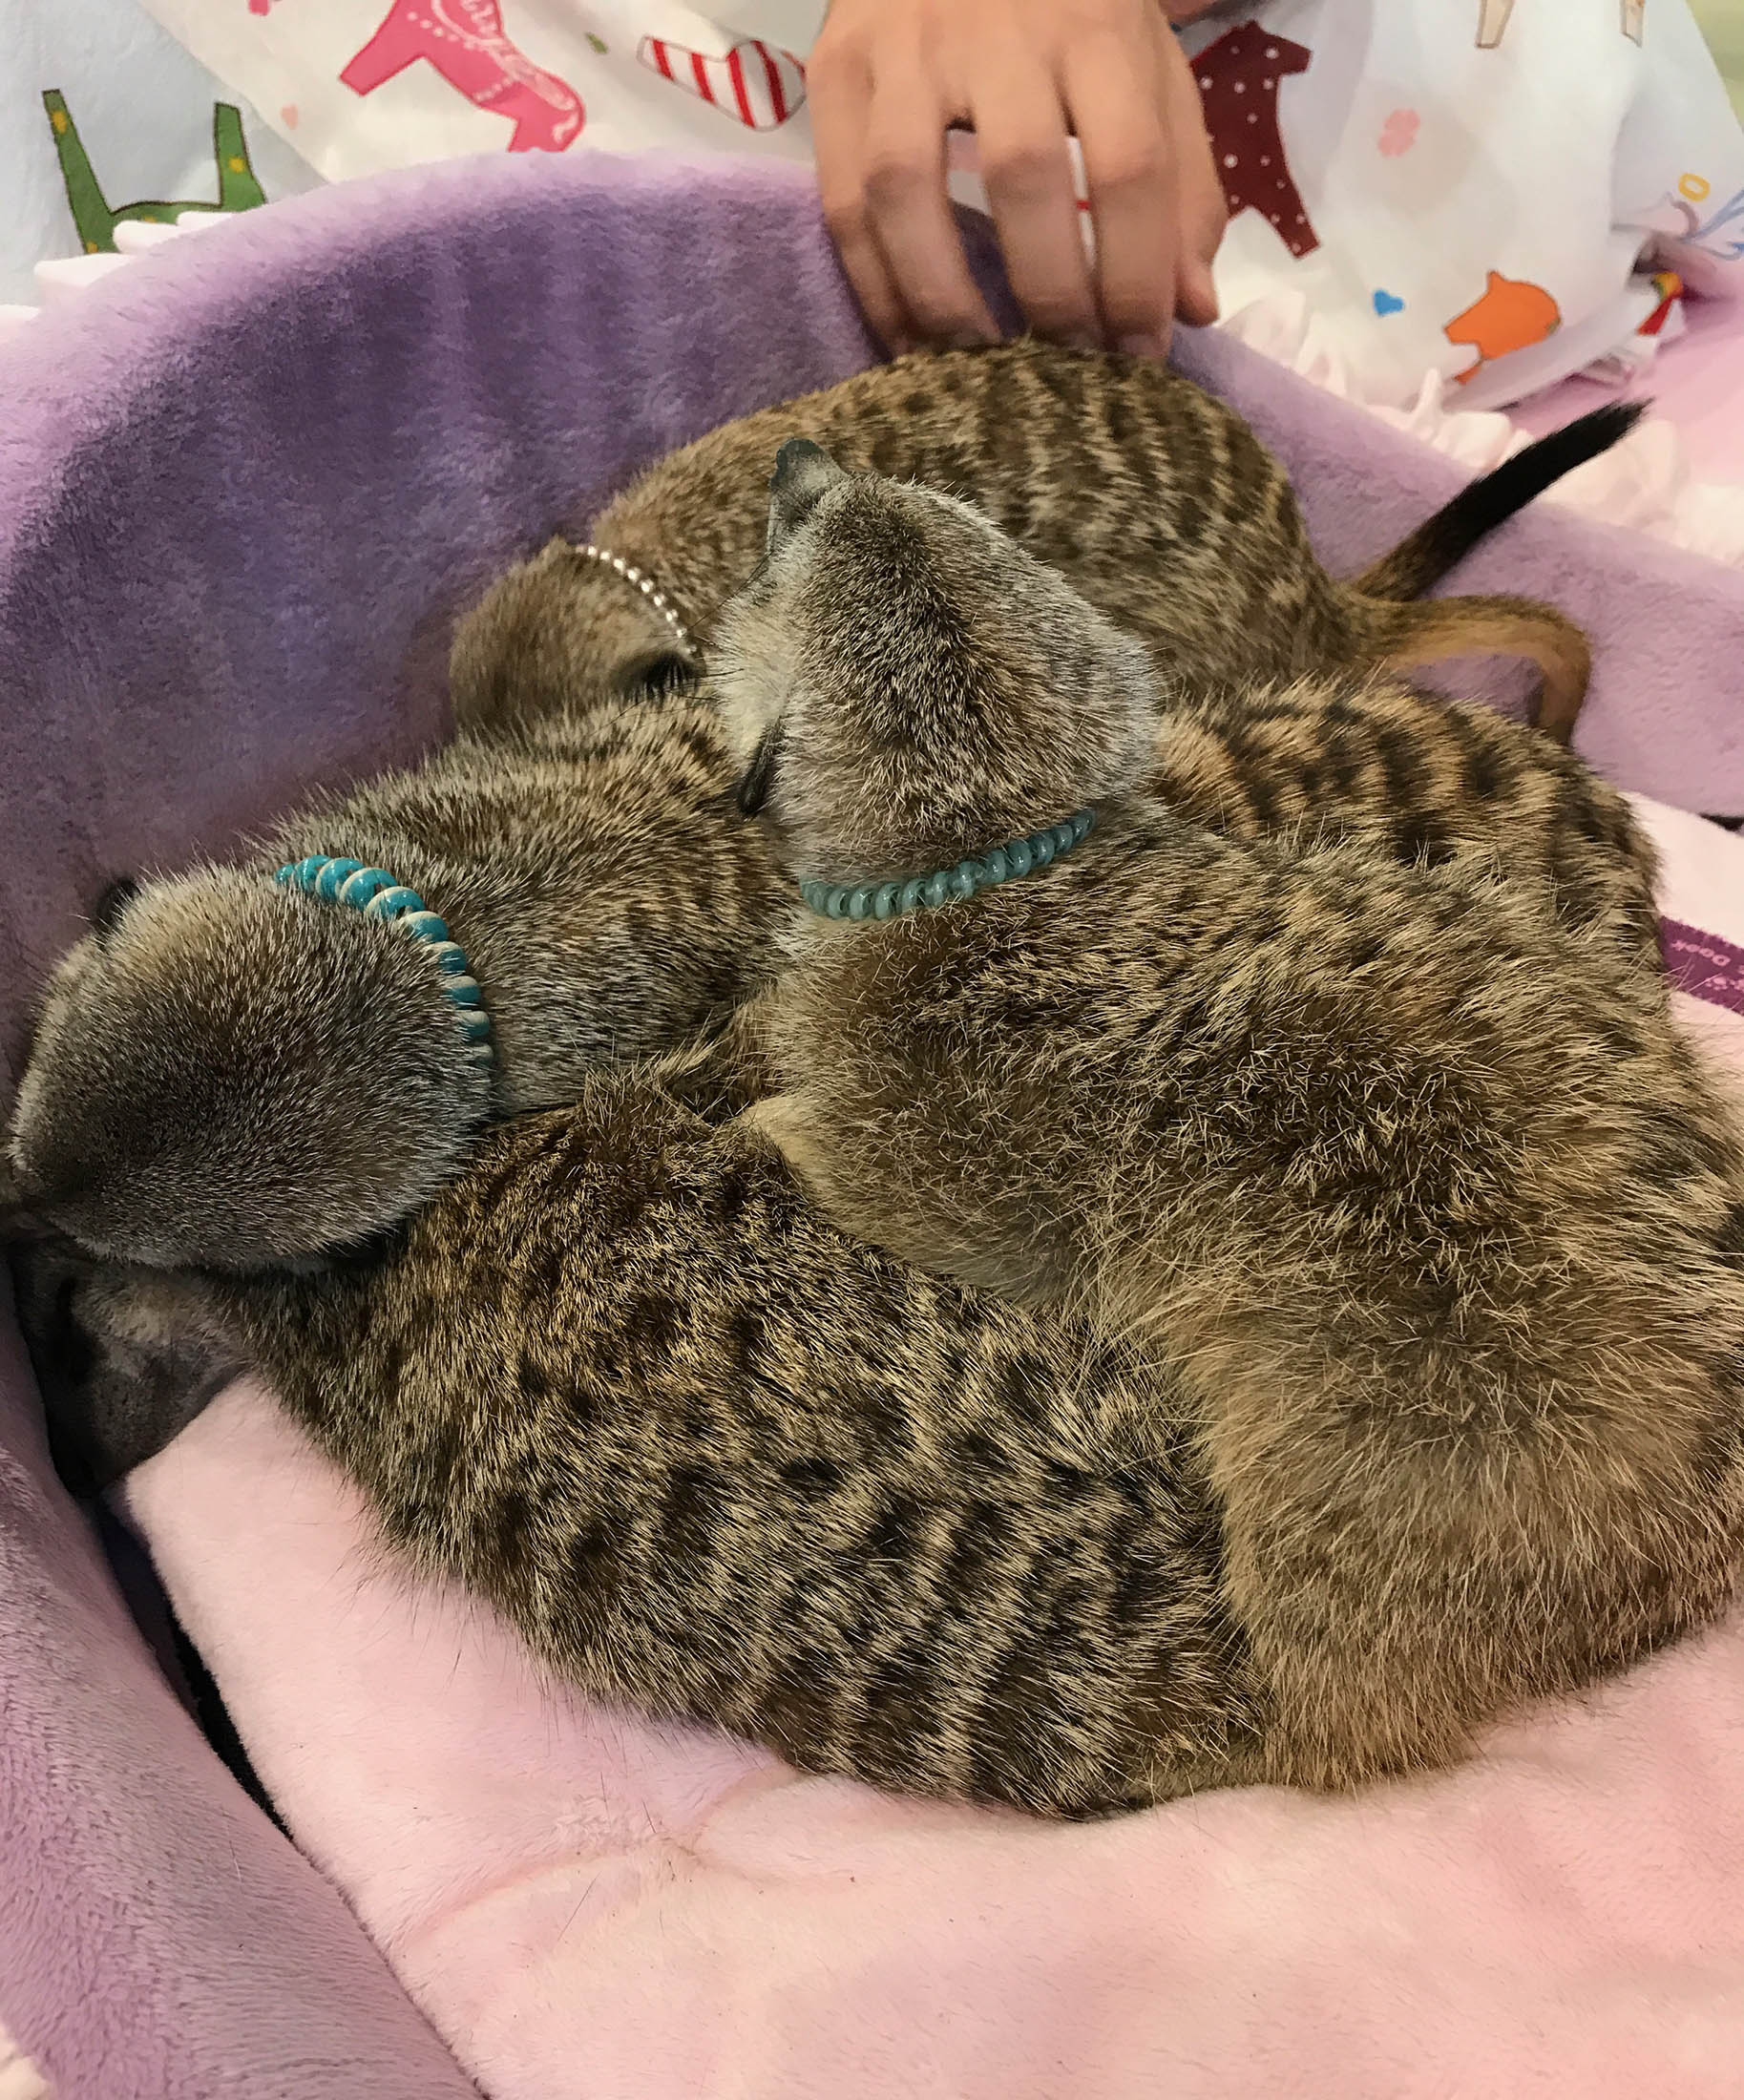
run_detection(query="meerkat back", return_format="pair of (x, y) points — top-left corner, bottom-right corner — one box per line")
(18, 1072), (1259, 1816)
(452, 340), (1638, 742)
(707, 441), (1744, 1794)
(1143, 672), (1664, 967)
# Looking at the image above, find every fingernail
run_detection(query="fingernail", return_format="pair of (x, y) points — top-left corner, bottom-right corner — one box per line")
(1117, 332), (1166, 361)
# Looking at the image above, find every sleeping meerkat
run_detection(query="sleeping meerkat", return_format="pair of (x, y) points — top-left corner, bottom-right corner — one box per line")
(708, 440), (1744, 1794)
(452, 339), (1639, 744)
(3, 346), (1645, 1281)
(3, 690), (784, 1272)
(12, 1077), (1264, 1817)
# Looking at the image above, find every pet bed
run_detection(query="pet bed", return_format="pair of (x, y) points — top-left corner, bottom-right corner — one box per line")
(2, 152), (1744, 2100)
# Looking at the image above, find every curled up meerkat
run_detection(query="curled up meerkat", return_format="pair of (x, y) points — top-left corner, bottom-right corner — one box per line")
(708, 439), (1744, 1794)
(453, 339), (1638, 745)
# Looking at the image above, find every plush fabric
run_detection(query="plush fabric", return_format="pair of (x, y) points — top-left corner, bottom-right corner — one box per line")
(1515, 298), (1744, 485)
(1, 149), (1743, 2095)
(1168, 329), (1744, 813)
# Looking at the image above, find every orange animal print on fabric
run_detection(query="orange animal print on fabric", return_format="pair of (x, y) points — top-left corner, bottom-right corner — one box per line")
(1443, 271), (1562, 383)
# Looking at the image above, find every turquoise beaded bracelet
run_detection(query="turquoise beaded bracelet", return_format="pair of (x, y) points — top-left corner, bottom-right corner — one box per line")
(800, 808), (1095, 923)
(272, 856), (494, 1063)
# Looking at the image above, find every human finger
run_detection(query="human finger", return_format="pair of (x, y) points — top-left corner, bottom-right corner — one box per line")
(971, 52), (1099, 346)
(859, 53), (1001, 346)
(1063, 21), (1182, 356)
(1157, 20), (1226, 327)
(809, 25), (919, 351)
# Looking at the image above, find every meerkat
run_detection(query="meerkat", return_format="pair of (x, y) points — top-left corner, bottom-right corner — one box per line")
(11, 1076), (1262, 1818)
(452, 339), (1639, 744)
(4, 649), (1662, 1286)
(3, 690), (784, 1272)
(4, 343), (1645, 1280)
(706, 440), (1744, 1793)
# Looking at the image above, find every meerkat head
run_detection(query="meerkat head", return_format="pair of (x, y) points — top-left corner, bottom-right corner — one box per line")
(449, 536), (699, 736)
(7, 868), (494, 1271)
(710, 441), (1159, 885)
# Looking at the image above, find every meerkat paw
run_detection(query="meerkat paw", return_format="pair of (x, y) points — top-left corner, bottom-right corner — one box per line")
(8, 1233), (241, 1496)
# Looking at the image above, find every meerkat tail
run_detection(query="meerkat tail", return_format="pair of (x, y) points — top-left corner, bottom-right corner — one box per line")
(1359, 596), (1592, 744)
(1351, 400), (1646, 602)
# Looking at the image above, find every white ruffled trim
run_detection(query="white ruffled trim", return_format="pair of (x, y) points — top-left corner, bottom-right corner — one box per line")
(0, 210), (233, 341)
(1219, 287), (1744, 570)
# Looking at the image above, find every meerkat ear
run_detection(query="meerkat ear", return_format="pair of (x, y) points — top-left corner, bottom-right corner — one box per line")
(736, 717), (787, 818)
(767, 437), (848, 552)
(88, 874), (141, 942)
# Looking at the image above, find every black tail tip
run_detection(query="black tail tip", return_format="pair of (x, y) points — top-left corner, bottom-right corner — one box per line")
(1554, 396), (1649, 457)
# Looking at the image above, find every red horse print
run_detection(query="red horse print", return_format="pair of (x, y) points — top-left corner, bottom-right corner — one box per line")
(1192, 24), (1319, 261)
(342, 0), (583, 154)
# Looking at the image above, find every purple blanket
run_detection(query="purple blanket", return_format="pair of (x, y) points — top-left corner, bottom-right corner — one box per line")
(0, 153), (1740, 2099)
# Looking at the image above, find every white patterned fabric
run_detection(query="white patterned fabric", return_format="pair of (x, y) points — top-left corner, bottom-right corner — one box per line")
(1139, 2), (1744, 411)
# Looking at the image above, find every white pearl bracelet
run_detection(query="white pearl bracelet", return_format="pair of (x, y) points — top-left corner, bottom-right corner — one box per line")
(573, 542), (694, 655)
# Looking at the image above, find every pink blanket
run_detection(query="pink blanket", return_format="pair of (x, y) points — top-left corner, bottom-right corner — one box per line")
(1516, 299), (1744, 484)
(117, 800), (1744, 2100)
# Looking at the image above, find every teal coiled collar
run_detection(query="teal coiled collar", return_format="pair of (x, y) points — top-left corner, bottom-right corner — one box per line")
(800, 808), (1095, 922)
(273, 856), (494, 1063)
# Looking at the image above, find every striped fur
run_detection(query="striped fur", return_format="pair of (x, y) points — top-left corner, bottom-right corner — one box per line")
(1, 529), (1703, 1818)
(16, 1083), (1257, 1816)
(4, 477), (1713, 1814)
(709, 454), (1744, 1792)
(6, 666), (1661, 1281)
(452, 339), (1626, 743)
(1145, 676), (1663, 965)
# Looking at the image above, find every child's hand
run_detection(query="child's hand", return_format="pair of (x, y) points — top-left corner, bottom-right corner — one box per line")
(809, 0), (1226, 360)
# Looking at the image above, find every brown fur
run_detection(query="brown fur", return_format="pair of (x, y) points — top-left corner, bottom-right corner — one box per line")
(709, 447), (1744, 1792)
(0, 360), (1673, 1818)
(6, 663), (1656, 1280)
(7, 694), (783, 1270)
(1144, 675), (1661, 964)
(14, 1080), (1260, 1816)
(452, 341), (1630, 744)
(1360, 596), (1591, 743)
